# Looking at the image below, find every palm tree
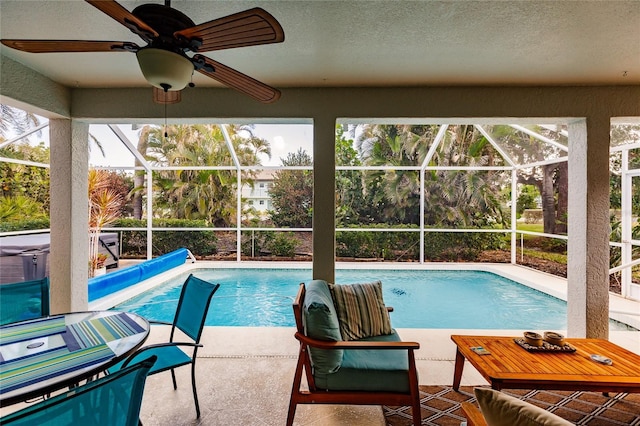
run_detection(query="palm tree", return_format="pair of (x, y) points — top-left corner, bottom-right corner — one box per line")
(0, 105), (39, 139)
(88, 169), (123, 277)
(356, 124), (507, 227)
(136, 124), (270, 226)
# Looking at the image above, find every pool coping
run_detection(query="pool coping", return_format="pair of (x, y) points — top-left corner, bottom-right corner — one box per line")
(89, 260), (640, 330)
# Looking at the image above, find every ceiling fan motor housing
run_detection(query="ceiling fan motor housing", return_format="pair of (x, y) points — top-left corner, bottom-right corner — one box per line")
(136, 48), (193, 91)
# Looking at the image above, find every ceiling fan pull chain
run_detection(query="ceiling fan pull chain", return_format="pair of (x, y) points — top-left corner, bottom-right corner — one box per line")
(164, 102), (168, 138)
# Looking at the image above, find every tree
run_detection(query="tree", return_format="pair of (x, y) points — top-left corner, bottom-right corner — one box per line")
(0, 141), (50, 216)
(0, 105), (39, 139)
(269, 148), (313, 228)
(516, 184), (539, 216)
(136, 124), (269, 226)
(610, 124), (640, 212)
(421, 125), (507, 227)
(356, 124), (427, 224)
(335, 124), (366, 225)
(88, 169), (123, 276)
(486, 124), (569, 234)
(355, 124), (507, 227)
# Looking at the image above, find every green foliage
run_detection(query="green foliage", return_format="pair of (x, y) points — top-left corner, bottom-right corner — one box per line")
(0, 217), (50, 232)
(241, 231), (266, 256)
(335, 225), (503, 261)
(112, 218), (217, 257)
(0, 142), (50, 213)
(336, 225), (420, 259)
(0, 195), (47, 221)
(516, 223), (544, 233)
(139, 124), (269, 226)
(265, 232), (298, 257)
(521, 248), (567, 264)
(241, 231), (299, 257)
(516, 184), (539, 216)
(268, 148), (313, 228)
(539, 237), (567, 253)
(422, 231), (504, 261)
(355, 124), (508, 227)
(335, 125), (368, 226)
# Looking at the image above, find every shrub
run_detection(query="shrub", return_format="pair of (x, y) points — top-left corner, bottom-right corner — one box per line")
(336, 225), (504, 261)
(113, 218), (217, 258)
(265, 232), (298, 257)
(0, 218), (50, 232)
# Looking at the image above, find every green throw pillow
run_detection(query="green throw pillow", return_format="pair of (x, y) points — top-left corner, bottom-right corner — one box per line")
(474, 388), (573, 426)
(330, 281), (392, 341)
(303, 280), (343, 374)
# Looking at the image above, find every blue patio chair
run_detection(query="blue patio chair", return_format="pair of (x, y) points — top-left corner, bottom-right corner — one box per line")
(0, 355), (157, 426)
(109, 274), (220, 418)
(0, 277), (50, 326)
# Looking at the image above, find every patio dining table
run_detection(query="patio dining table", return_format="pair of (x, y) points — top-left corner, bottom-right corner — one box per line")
(0, 310), (149, 407)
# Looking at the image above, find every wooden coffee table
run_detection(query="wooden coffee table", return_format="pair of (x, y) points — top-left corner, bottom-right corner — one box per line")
(451, 335), (640, 393)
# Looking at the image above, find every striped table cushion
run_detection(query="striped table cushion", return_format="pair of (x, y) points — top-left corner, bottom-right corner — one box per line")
(0, 316), (66, 346)
(0, 343), (114, 394)
(62, 312), (145, 351)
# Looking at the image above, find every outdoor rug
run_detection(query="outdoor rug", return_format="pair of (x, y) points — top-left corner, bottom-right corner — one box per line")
(383, 385), (640, 426)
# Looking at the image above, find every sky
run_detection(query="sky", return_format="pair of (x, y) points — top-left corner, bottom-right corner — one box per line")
(90, 123), (314, 168)
(4, 117), (314, 168)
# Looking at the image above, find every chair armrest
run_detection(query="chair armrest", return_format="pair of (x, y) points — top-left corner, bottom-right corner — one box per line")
(461, 402), (488, 426)
(142, 341), (203, 349)
(121, 342), (203, 368)
(295, 332), (419, 350)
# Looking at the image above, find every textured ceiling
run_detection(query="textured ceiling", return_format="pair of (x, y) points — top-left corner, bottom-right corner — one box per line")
(1, 0), (639, 91)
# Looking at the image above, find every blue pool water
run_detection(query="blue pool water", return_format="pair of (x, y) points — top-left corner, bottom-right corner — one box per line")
(111, 268), (631, 330)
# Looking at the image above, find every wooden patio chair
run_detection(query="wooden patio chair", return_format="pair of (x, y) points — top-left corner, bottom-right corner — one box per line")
(286, 280), (421, 425)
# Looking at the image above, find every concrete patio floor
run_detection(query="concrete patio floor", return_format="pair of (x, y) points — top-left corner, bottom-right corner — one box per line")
(2, 263), (638, 424)
(135, 326), (640, 426)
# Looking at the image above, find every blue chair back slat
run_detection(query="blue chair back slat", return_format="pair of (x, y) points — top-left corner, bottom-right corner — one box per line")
(0, 277), (50, 326)
(173, 274), (219, 342)
(0, 355), (157, 426)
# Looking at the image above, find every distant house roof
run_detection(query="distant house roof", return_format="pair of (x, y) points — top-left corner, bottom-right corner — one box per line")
(253, 170), (276, 181)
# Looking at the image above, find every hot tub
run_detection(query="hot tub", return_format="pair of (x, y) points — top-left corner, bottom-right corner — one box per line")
(0, 232), (119, 284)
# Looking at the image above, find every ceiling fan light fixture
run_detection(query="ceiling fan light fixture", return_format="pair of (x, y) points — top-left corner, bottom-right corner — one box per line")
(136, 48), (193, 91)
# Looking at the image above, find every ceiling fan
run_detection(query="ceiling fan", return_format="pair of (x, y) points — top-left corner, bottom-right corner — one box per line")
(1, 0), (285, 103)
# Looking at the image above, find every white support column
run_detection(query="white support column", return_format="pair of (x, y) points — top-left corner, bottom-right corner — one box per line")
(146, 172), (153, 260)
(49, 119), (89, 313)
(313, 116), (336, 283)
(567, 118), (610, 338)
(620, 149), (631, 298)
(511, 168), (517, 264)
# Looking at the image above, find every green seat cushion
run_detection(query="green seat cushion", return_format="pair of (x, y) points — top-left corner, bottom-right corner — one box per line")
(313, 330), (413, 393)
(108, 345), (192, 375)
(303, 280), (343, 374)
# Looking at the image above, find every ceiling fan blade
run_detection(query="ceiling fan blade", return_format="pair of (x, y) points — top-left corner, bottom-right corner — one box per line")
(1, 39), (139, 53)
(175, 7), (284, 52)
(193, 54), (280, 103)
(85, 0), (158, 41)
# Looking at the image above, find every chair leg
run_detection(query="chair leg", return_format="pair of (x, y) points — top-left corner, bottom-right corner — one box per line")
(286, 399), (298, 426)
(411, 398), (422, 425)
(171, 369), (177, 390)
(191, 361), (201, 418)
(286, 349), (306, 426)
(408, 350), (422, 425)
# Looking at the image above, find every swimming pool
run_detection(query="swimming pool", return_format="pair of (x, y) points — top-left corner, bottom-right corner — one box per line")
(112, 268), (633, 330)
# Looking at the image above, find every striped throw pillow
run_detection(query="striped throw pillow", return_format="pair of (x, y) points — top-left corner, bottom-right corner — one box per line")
(330, 281), (392, 341)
